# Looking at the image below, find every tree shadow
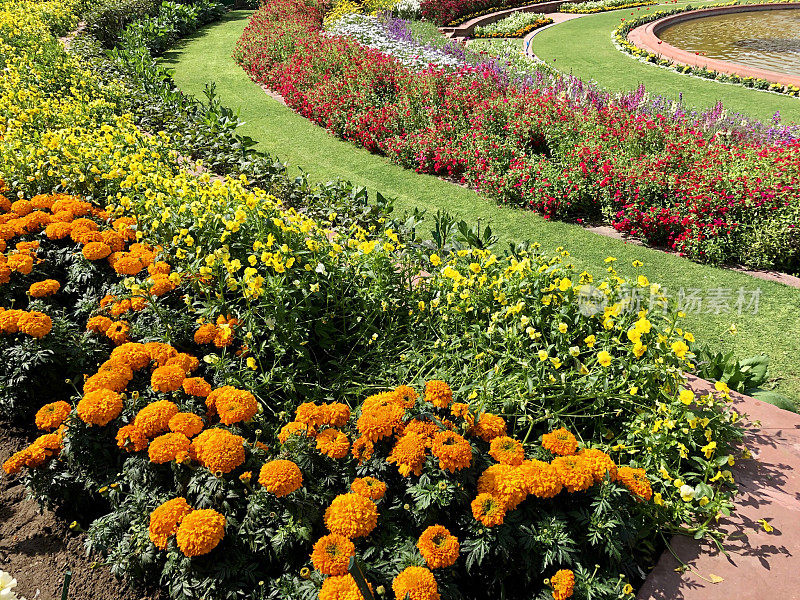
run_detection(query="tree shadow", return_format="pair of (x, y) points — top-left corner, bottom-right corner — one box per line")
(159, 10), (253, 69)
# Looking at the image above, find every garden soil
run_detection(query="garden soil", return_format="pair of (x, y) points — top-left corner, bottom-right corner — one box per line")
(0, 422), (165, 600)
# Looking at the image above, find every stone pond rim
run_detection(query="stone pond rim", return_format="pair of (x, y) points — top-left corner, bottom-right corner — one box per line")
(627, 2), (800, 88)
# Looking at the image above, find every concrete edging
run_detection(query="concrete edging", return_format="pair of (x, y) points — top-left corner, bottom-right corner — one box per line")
(627, 3), (800, 88)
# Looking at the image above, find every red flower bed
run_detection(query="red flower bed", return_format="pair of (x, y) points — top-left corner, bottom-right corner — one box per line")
(420, 0), (540, 26)
(235, 0), (800, 274)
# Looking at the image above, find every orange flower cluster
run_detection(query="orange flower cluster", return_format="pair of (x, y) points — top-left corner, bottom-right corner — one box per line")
(176, 508), (226, 556)
(350, 476), (386, 501)
(616, 466), (653, 500)
(34, 401), (71, 431)
(149, 497), (193, 550)
(191, 428), (245, 474)
(28, 279), (60, 298)
(315, 428), (350, 459)
(323, 493), (379, 539)
(148, 432), (192, 464)
(278, 401), (351, 457)
(542, 428), (578, 456)
(424, 380), (452, 408)
(311, 533), (355, 576)
(0, 308), (52, 338)
(489, 436), (524, 466)
(193, 315), (238, 348)
(258, 459), (303, 497)
(149, 499), (226, 558)
(206, 386), (258, 425)
(150, 365), (186, 393)
(392, 566), (440, 600)
(417, 525), (459, 569)
(76, 389), (123, 426)
(319, 574), (371, 600)
(2, 430), (63, 475)
(550, 569), (575, 600)
(430, 431), (472, 473)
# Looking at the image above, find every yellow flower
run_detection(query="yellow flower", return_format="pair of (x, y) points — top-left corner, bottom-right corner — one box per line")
(557, 322), (567, 334)
(584, 335), (596, 348)
(430, 254), (441, 267)
(679, 389), (695, 405)
(637, 275), (649, 287)
(597, 351), (612, 367)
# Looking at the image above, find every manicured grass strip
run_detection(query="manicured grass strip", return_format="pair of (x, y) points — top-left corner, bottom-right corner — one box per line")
(160, 10), (800, 402)
(530, 1), (800, 122)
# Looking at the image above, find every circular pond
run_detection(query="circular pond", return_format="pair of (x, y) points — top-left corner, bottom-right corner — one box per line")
(658, 8), (800, 76)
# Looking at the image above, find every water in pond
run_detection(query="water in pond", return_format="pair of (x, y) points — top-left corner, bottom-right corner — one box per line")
(658, 8), (800, 76)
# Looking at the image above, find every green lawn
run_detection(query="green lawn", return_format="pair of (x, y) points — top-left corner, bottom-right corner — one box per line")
(160, 10), (800, 402)
(531, 1), (800, 123)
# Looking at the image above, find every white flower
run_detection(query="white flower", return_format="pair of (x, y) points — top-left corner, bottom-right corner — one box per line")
(0, 571), (23, 600)
(679, 484), (695, 502)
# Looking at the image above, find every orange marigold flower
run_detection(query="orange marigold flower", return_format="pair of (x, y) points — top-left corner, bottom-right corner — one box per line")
(450, 402), (469, 418)
(324, 402), (351, 428)
(101, 230), (125, 252)
(182, 377), (212, 397)
(542, 428), (578, 456)
(148, 432), (191, 464)
(112, 254), (145, 275)
(82, 242), (112, 261)
(477, 464), (529, 510)
(431, 431), (472, 473)
(473, 412), (507, 442)
(35, 401), (71, 431)
(552, 456), (594, 493)
(192, 428), (245, 474)
(295, 402), (326, 427)
(76, 389), (123, 426)
(324, 493), (378, 539)
(149, 274), (176, 297)
(86, 315), (113, 334)
(116, 424), (148, 452)
(0, 309), (22, 333)
(357, 402), (404, 442)
(394, 384), (418, 408)
(402, 418), (440, 443)
(104, 320), (130, 345)
(165, 353), (199, 374)
(392, 566), (440, 600)
(208, 386), (258, 426)
(11, 199), (32, 216)
(149, 261), (171, 276)
(489, 436), (525, 466)
(387, 432), (427, 477)
(144, 342), (178, 367)
(110, 342), (150, 370)
(7, 253), (33, 274)
(3, 448), (30, 475)
(350, 476), (386, 501)
(258, 459), (303, 497)
(316, 428), (350, 459)
(169, 412), (204, 438)
(519, 459), (563, 499)
(578, 448), (617, 483)
(109, 300), (131, 317)
(0, 263), (11, 285)
(176, 508), (225, 557)
(278, 421), (314, 444)
(151, 365), (186, 393)
(616, 466), (653, 501)
(130, 296), (147, 311)
(319, 574), (370, 600)
(311, 533), (355, 576)
(18, 311), (52, 338)
(213, 326), (234, 348)
(29, 279), (60, 298)
(83, 369), (130, 394)
(550, 569), (575, 600)
(149, 497), (193, 550)
(424, 380), (452, 409)
(351, 435), (374, 464)
(471, 493), (506, 527)
(193, 323), (217, 345)
(134, 400), (179, 438)
(417, 525), (459, 569)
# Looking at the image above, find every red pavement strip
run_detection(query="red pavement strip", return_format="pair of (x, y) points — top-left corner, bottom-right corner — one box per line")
(638, 374), (800, 600)
(627, 3), (800, 88)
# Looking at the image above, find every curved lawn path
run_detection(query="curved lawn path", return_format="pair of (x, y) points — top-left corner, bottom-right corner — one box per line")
(531, 1), (800, 123)
(161, 10), (800, 403)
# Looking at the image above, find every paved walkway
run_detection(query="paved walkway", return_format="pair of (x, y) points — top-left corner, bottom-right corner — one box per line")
(638, 375), (800, 599)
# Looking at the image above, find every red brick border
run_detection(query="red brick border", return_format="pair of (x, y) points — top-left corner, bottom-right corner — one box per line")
(627, 3), (800, 88)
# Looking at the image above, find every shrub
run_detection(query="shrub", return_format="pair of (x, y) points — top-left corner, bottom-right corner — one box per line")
(84, 0), (162, 47)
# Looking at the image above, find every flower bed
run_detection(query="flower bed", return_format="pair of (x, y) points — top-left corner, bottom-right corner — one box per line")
(560, 0), (655, 14)
(472, 11), (553, 37)
(614, 3), (800, 97)
(421, 0), (544, 26)
(236, 0), (800, 274)
(0, 0), (750, 598)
